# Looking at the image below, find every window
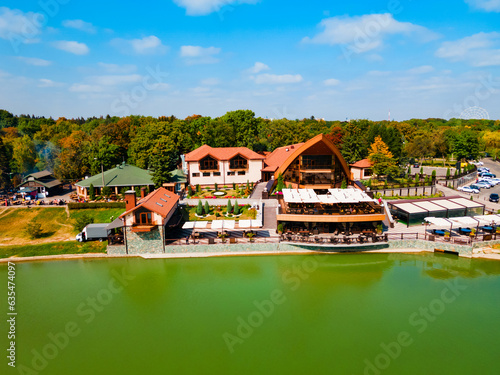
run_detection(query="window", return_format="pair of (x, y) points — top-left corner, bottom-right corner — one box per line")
(227, 171), (235, 176)
(136, 212), (152, 224)
(200, 156), (218, 170)
(238, 171), (246, 175)
(230, 155), (248, 169)
(364, 169), (373, 177)
(203, 172), (210, 177)
(213, 172), (221, 176)
(192, 173), (200, 177)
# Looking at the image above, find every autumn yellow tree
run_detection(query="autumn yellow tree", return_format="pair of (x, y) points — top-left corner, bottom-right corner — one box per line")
(368, 136), (398, 178)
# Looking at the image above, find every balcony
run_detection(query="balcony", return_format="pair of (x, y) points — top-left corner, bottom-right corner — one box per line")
(131, 224), (158, 233)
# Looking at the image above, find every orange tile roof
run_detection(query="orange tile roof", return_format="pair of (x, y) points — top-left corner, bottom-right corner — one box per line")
(262, 143), (304, 172)
(350, 159), (373, 168)
(120, 188), (179, 219)
(185, 145), (265, 162)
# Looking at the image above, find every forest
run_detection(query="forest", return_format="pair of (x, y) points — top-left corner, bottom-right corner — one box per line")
(0, 108), (498, 189)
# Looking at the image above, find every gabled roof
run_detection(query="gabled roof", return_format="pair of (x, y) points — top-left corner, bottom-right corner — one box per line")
(185, 145), (265, 162)
(25, 170), (52, 179)
(350, 159), (373, 169)
(120, 188), (179, 219)
(76, 164), (153, 188)
(262, 143), (304, 172)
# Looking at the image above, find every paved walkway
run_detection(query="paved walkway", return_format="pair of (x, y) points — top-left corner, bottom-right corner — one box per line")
(249, 181), (265, 199)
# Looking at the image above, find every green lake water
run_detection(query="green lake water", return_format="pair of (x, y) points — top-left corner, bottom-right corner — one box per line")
(1, 253), (500, 375)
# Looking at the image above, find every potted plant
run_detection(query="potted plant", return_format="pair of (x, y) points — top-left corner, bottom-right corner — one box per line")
(277, 223), (284, 235)
(444, 231), (450, 241)
(246, 232), (255, 242)
(218, 232), (228, 243)
(376, 223), (383, 235)
(470, 228), (476, 237)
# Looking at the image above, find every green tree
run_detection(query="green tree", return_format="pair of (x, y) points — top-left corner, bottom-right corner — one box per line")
(276, 173), (284, 192)
(0, 137), (12, 189)
(73, 212), (94, 233)
(214, 182), (218, 191)
(188, 185), (193, 196)
(151, 136), (177, 188)
(368, 136), (398, 178)
(204, 201), (210, 215)
(227, 199), (233, 214)
(452, 130), (480, 161)
(26, 219), (44, 239)
(102, 186), (111, 197)
(341, 179), (347, 189)
(12, 135), (36, 174)
(234, 200), (240, 215)
(196, 200), (203, 216)
(446, 168), (451, 180)
(89, 184), (95, 200)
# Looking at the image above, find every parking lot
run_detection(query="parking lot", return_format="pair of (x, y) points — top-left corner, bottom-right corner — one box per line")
(463, 158), (500, 205)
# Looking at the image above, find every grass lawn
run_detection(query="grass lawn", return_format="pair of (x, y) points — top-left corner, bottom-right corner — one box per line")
(0, 207), (124, 246)
(0, 241), (107, 259)
(183, 205), (257, 221)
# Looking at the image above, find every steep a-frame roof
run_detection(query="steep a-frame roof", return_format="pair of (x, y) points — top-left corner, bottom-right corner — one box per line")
(119, 188), (179, 219)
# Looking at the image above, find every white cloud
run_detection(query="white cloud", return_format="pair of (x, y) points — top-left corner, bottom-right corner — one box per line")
(465, 0), (500, 12)
(69, 84), (103, 93)
(111, 36), (168, 55)
(436, 32), (500, 66)
(0, 7), (43, 40)
(407, 65), (434, 74)
(303, 13), (438, 53)
(62, 19), (97, 33)
(180, 45), (221, 64)
(38, 79), (63, 88)
(247, 62), (270, 74)
(252, 74), (303, 85)
(98, 63), (137, 74)
(173, 0), (258, 16)
(324, 78), (340, 86)
(200, 78), (220, 85)
(18, 57), (52, 66)
(92, 74), (143, 86)
(53, 40), (89, 55)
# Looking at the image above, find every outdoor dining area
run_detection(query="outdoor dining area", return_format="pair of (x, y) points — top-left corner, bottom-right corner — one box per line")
(280, 230), (388, 245)
(424, 214), (500, 243)
(280, 188), (383, 216)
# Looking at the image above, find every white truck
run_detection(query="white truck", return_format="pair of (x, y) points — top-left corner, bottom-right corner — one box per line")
(76, 224), (109, 242)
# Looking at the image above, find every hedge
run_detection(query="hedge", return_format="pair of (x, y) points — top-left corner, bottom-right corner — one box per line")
(68, 202), (126, 210)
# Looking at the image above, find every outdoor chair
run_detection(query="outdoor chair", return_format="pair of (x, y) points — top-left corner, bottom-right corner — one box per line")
(230, 238), (237, 244)
(208, 238), (215, 244)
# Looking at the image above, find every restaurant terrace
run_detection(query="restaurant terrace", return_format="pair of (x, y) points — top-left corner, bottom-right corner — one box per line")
(277, 188), (386, 234)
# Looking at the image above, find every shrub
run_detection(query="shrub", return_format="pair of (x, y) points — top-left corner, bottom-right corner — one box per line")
(431, 170), (436, 180)
(415, 173), (419, 183)
(227, 199), (232, 214)
(204, 201), (210, 215)
(102, 186), (111, 197)
(196, 200), (203, 216)
(26, 219), (44, 239)
(341, 179), (347, 189)
(288, 183), (292, 189)
(234, 200), (240, 215)
(277, 223), (284, 233)
(89, 184), (95, 200)
(446, 168), (451, 180)
(246, 180), (250, 191)
(73, 212), (94, 233)
(214, 183), (218, 191)
(188, 185), (193, 196)
(196, 184), (201, 193)
(420, 166), (423, 175)
(232, 182), (236, 190)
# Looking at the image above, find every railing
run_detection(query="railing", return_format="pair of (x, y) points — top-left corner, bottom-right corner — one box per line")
(279, 206), (384, 216)
(165, 237), (279, 246)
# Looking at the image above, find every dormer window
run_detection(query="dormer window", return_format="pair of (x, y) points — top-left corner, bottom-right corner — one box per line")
(200, 156), (218, 170)
(229, 155), (248, 169)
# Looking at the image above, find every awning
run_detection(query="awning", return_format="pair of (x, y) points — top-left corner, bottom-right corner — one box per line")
(211, 220), (224, 229)
(106, 218), (124, 230)
(473, 214), (500, 225)
(223, 220), (235, 229)
(194, 221), (208, 229)
(182, 221), (195, 229)
(238, 220), (251, 228)
(448, 217), (483, 227)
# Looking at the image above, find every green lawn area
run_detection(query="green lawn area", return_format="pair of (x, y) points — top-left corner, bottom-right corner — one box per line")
(183, 205), (257, 221)
(0, 241), (107, 259)
(0, 207), (125, 246)
(69, 208), (124, 231)
(189, 187), (251, 199)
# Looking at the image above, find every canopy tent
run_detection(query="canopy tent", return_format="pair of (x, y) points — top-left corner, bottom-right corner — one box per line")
(238, 220), (251, 228)
(182, 221), (195, 229)
(211, 220), (224, 229)
(282, 188), (375, 205)
(194, 221), (208, 229)
(424, 217), (455, 228)
(448, 216), (489, 227)
(473, 214), (500, 225)
(223, 220), (235, 229)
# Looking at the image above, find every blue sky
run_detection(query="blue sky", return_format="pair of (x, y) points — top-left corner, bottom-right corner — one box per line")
(0, 0), (499, 120)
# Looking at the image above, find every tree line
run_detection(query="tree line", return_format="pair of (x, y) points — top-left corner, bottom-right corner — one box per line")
(0, 108), (498, 189)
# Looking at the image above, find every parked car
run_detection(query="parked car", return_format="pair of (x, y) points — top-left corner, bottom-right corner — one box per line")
(469, 184), (482, 191)
(479, 178), (499, 186)
(490, 193), (500, 203)
(460, 186), (480, 194)
(478, 167), (490, 173)
(475, 181), (492, 189)
(481, 173), (496, 178)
